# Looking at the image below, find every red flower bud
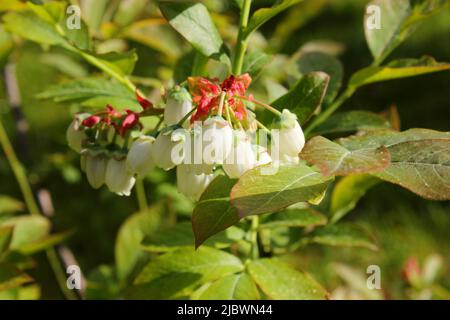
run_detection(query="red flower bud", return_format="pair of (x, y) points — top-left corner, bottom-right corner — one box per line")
(82, 115), (101, 128)
(136, 91), (153, 110)
(118, 110), (140, 136)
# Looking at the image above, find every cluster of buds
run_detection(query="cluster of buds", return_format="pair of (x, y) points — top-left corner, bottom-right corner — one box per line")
(67, 74), (306, 200)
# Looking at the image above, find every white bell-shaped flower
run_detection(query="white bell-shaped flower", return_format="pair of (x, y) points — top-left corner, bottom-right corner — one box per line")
(164, 86), (193, 126)
(152, 127), (187, 171)
(223, 131), (257, 178)
(126, 135), (155, 178)
(66, 116), (86, 152)
(176, 165), (214, 201)
(105, 157), (136, 196)
(254, 145), (272, 166)
(202, 116), (233, 165)
(273, 109), (305, 157)
(85, 154), (107, 189)
(182, 124), (214, 174)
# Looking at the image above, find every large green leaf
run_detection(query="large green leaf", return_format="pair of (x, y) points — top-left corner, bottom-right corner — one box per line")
(296, 51), (343, 105)
(2, 216), (50, 250)
(37, 78), (141, 110)
(272, 72), (329, 124)
(365, 0), (449, 63)
(300, 136), (391, 176)
(194, 273), (260, 300)
(159, 1), (224, 58)
(311, 111), (391, 136)
(128, 246), (244, 299)
(142, 222), (244, 252)
(115, 204), (164, 282)
(330, 175), (381, 223)
(375, 139), (450, 200)
(338, 129), (450, 200)
(192, 176), (240, 248)
(247, 259), (328, 300)
(2, 10), (67, 46)
(350, 56), (450, 88)
(259, 208), (327, 229)
(0, 226), (13, 255)
(230, 163), (333, 217)
(243, 0), (304, 39)
(80, 50), (138, 77)
(305, 223), (378, 251)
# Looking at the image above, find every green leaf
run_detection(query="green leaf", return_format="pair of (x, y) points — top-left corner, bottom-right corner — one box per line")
(311, 111), (391, 136)
(375, 139), (450, 200)
(272, 72), (329, 124)
(3, 10), (66, 46)
(300, 136), (391, 176)
(15, 230), (73, 255)
(84, 50), (138, 77)
(173, 51), (196, 83)
(338, 128), (450, 200)
(243, 0), (304, 39)
(63, 18), (91, 51)
(259, 208), (327, 229)
(364, 0), (412, 62)
(242, 50), (272, 79)
(2, 216), (50, 250)
(230, 163), (333, 217)
(296, 51), (343, 105)
(159, 1), (225, 58)
(115, 205), (164, 282)
(0, 196), (24, 215)
(247, 259), (328, 300)
(306, 223), (378, 251)
(128, 246), (244, 299)
(0, 263), (33, 292)
(37, 78), (141, 111)
(0, 25), (13, 65)
(80, 0), (109, 32)
(194, 273), (260, 300)
(349, 56), (450, 88)
(142, 222), (244, 253)
(330, 175), (381, 223)
(365, 0), (449, 63)
(192, 176), (240, 248)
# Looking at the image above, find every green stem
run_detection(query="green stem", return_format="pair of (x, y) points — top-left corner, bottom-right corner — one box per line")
(250, 215), (260, 260)
(239, 95), (282, 116)
(304, 87), (356, 136)
(232, 0), (252, 75)
(135, 179), (148, 212)
(0, 120), (40, 216)
(217, 92), (226, 116)
(177, 105), (198, 127)
(0, 118), (78, 300)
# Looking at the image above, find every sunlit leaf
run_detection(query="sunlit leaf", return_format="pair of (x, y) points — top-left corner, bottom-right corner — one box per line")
(350, 56), (450, 88)
(194, 273), (260, 300)
(128, 246), (244, 299)
(247, 258), (328, 300)
(230, 163), (333, 217)
(301, 136), (391, 176)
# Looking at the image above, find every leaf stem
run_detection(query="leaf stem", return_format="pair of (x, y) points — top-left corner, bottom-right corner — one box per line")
(0, 118), (78, 300)
(238, 95), (282, 116)
(232, 0), (252, 75)
(304, 87), (356, 136)
(250, 215), (260, 260)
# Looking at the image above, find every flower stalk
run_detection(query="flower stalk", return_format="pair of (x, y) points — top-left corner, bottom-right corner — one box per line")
(232, 0), (252, 75)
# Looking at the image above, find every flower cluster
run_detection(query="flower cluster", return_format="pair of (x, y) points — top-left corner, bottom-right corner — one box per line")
(67, 74), (306, 200)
